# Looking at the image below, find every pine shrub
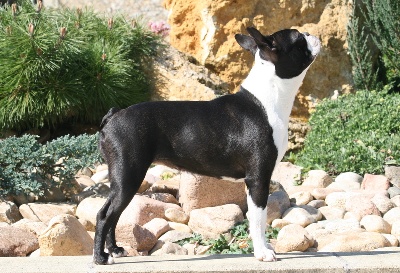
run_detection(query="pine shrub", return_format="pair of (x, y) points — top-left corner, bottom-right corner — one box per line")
(295, 89), (400, 175)
(0, 0), (164, 131)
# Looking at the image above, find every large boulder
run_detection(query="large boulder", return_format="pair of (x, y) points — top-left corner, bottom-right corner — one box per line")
(164, 0), (353, 117)
(39, 214), (93, 256)
(19, 203), (76, 225)
(0, 226), (39, 256)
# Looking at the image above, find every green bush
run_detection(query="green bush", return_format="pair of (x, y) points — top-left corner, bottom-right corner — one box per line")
(0, 133), (102, 197)
(347, 0), (399, 90)
(295, 89), (400, 175)
(0, 0), (163, 131)
(176, 220), (280, 255)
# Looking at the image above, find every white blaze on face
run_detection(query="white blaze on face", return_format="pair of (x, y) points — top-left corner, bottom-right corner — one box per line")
(304, 34), (321, 57)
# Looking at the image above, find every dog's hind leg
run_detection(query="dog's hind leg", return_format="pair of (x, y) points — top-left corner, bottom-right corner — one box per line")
(245, 175), (277, 262)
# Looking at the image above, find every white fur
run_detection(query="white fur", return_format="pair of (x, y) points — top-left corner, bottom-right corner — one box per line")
(221, 176), (245, 183)
(247, 193), (277, 262)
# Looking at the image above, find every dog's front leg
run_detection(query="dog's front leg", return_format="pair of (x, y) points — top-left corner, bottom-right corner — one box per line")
(247, 192), (277, 262)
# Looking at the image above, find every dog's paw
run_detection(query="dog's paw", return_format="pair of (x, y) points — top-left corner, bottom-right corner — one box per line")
(111, 246), (128, 258)
(254, 244), (277, 262)
(93, 252), (115, 265)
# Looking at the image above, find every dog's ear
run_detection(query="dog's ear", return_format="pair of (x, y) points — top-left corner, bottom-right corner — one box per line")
(235, 34), (257, 55)
(246, 27), (278, 63)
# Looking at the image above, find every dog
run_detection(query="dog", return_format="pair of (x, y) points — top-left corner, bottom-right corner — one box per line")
(93, 26), (320, 265)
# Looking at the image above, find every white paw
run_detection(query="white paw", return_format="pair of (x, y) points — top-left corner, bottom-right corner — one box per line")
(112, 249), (128, 258)
(107, 255), (115, 265)
(254, 245), (277, 262)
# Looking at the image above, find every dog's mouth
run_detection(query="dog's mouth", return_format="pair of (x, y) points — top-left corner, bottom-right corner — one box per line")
(304, 34), (321, 57)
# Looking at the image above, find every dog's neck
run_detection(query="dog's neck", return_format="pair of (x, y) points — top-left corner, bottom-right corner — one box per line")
(241, 51), (309, 161)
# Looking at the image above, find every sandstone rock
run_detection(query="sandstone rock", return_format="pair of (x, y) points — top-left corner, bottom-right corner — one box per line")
(275, 224), (314, 253)
(318, 232), (391, 252)
(116, 223), (157, 252)
(361, 174), (390, 191)
(143, 218), (171, 239)
(307, 200), (326, 209)
(289, 191), (314, 206)
(39, 214), (93, 256)
(12, 219), (47, 236)
(391, 221), (400, 237)
(75, 197), (107, 227)
(0, 201), (22, 224)
(383, 207), (400, 225)
(266, 190), (290, 224)
(318, 206), (345, 220)
(334, 172), (363, 191)
(302, 170), (333, 188)
(271, 162), (302, 192)
(360, 215), (391, 234)
(282, 207), (316, 227)
(19, 203), (76, 225)
(168, 222), (192, 233)
(385, 165), (400, 188)
(151, 242), (188, 256)
(324, 219), (361, 233)
(325, 192), (347, 209)
(311, 188), (344, 200)
(178, 172), (246, 214)
(345, 193), (381, 219)
(0, 226), (39, 256)
(91, 169), (109, 183)
(188, 204), (244, 238)
(165, 208), (189, 224)
(118, 195), (182, 227)
(371, 194), (395, 215)
(144, 192), (180, 205)
(164, 0), (353, 117)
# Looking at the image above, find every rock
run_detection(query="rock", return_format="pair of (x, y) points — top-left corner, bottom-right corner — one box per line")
(78, 167), (93, 177)
(91, 169), (108, 183)
(345, 193), (381, 219)
(334, 172), (363, 191)
(391, 221), (400, 237)
(271, 219), (292, 229)
(318, 232), (391, 252)
(12, 193), (35, 206)
(118, 195), (183, 227)
(78, 218), (95, 232)
(282, 207), (316, 227)
(158, 230), (193, 243)
(297, 205), (323, 222)
(19, 203), (76, 225)
(188, 204), (244, 238)
(115, 223), (157, 252)
(324, 219), (361, 233)
(149, 178), (180, 197)
(271, 162), (302, 192)
(164, 0), (353, 117)
(388, 186), (400, 199)
(371, 194), (395, 214)
(360, 215), (391, 234)
(143, 218), (171, 239)
(144, 192), (180, 205)
(343, 211), (363, 222)
(36, 186), (66, 203)
(383, 207), (400, 225)
(75, 197), (107, 227)
(289, 191), (314, 206)
(0, 226), (39, 256)
(307, 200), (326, 209)
(391, 195), (400, 207)
(71, 183), (110, 203)
(137, 180), (152, 194)
(318, 206), (345, 220)
(311, 188), (344, 200)
(0, 201), (22, 224)
(39, 214), (93, 256)
(150, 242), (188, 256)
(165, 208), (189, 224)
(275, 224), (314, 253)
(75, 175), (96, 189)
(361, 174), (390, 191)
(11, 219), (47, 236)
(302, 170), (333, 188)
(168, 222), (193, 233)
(178, 172), (246, 214)
(385, 165), (400, 188)
(95, 164), (108, 173)
(266, 191), (291, 224)
(382, 234), (399, 247)
(325, 192), (347, 209)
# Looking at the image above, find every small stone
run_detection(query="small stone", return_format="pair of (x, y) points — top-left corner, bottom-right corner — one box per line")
(391, 195), (400, 207)
(383, 207), (400, 225)
(143, 218), (170, 239)
(385, 165), (400, 188)
(289, 191), (314, 206)
(165, 208), (189, 224)
(307, 200), (326, 209)
(345, 193), (381, 219)
(275, 224), (314, 252)
(311, 188), (343, 200)
(151, 242), (188, 256)
(75, 175), (96, 189)
(158, 230), (193, 243)
(91, 169), (109, 183)
(391, 220), (400, 237)
(116, 223), (157, 252)
(302, 170), (333, 188)
(282, 207), (316, 227)
(168, 222), (192, 233)
(318, 232), (391, 252)
(361, 174), (390, 191)
(0, 201), (22, 224)
(371, 194), (394, 214)
(137, 180), (151, 194)
(325, 192), (347, 209)
(360, 215), (391, 234)
(382, 234), (399, 247)
(324, 219), (360, 233)
(266, 190), (290, 224)
(144, 192), (180, 205)
(334, 172), (363, 191)
(388, 186), (400, 198)
(318, 206), (345, 220)
(271, 219), (291, 229)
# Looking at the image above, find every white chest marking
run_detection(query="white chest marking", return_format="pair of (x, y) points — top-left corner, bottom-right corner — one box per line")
(242, 51), (309, 163)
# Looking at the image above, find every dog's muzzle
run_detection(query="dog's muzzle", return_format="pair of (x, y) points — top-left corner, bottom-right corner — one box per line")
(304, 33), (321, 57)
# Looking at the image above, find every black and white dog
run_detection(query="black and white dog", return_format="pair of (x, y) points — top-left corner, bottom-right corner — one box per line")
(93, 26), (320, 265)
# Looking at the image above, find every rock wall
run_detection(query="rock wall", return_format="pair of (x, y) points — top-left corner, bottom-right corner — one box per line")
(164, 0), (354, 117)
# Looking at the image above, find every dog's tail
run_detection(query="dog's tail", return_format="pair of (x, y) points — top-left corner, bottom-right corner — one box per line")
(100, 107), (121, 129)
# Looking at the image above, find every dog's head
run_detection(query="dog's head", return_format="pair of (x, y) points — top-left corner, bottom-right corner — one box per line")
(235, 27), (320, 79)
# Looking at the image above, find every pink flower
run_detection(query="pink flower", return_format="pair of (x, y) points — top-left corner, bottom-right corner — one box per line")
(148, 21), (170, 37)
